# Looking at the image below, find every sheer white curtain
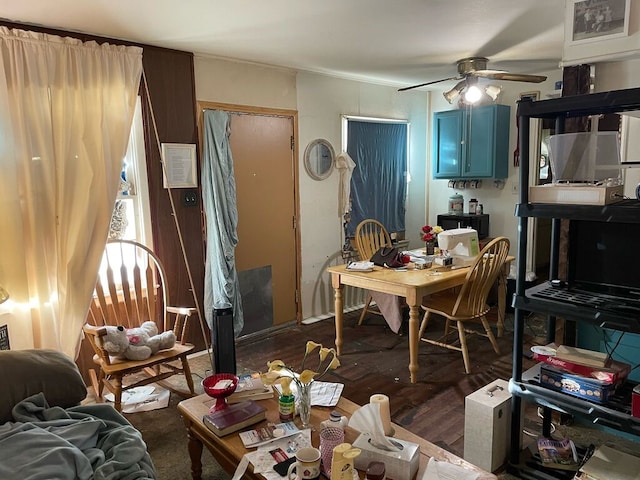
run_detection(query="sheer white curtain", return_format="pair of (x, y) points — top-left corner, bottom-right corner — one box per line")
(0, 27), (143, 358)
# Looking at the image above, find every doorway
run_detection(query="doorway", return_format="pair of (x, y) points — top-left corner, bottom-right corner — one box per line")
(199, 103), (300, 336)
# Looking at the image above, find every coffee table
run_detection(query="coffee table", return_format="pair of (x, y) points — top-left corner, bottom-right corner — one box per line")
(178, 393), (497, 480)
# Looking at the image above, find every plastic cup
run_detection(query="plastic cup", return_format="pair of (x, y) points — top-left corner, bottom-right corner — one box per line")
(319, 427), (345, 476)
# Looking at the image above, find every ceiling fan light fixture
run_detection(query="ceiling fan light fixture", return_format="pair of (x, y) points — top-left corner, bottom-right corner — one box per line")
(443, 79), (466, 104)
(443, 87), (460, 104)
(485, 85), (502, 101)
(464, 85), (482, 103)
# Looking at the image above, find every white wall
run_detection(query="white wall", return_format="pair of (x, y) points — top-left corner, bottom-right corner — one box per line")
(296, 72), (428, 319)
(193, 56), (429, 321)
(194, 55), (297, 109)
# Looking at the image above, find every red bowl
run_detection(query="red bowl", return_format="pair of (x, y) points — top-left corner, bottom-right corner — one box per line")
(202, 372), (239, 398)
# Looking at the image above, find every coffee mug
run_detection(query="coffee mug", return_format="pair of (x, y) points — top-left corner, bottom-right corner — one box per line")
(287, 447), (321, 480)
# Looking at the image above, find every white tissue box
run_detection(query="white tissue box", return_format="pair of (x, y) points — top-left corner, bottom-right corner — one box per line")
(352, 432), (420, 480)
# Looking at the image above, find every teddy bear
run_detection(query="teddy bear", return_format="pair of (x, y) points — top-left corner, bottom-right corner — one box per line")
(101, 321), (176, 361)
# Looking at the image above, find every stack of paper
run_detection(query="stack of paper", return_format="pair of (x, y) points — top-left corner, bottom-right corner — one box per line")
(346, 261), (374, 272)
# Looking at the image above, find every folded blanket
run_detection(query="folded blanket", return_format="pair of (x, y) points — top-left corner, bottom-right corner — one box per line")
(0, 393), (156, 480)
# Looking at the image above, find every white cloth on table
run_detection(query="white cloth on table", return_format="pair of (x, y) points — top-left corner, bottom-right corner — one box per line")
(370, 291), (403, 333)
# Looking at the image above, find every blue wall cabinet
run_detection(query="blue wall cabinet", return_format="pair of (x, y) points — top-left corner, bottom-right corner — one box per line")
(433, 104), (510, 179)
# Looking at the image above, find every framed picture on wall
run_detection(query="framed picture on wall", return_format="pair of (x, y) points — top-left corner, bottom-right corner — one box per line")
(566, 0), (630, 45)
(161, 143), (197, 188)
(519, 91), (540, 102)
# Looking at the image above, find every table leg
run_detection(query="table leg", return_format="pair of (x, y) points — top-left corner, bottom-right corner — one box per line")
(186, 425), (203, 480)
(408, 303), (420, 383)
(331, 274), (344, 356)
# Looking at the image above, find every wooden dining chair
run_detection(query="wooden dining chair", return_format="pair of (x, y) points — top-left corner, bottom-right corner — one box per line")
(83, 239), (197, 412)
(418, 237), (510, 373)
(354, 219), (394, 326)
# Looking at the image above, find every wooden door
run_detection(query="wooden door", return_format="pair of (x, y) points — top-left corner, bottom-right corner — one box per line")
(201, 105), (299, 333)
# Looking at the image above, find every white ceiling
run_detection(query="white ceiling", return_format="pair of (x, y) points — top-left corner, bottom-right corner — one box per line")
(0, 0), (566, 89)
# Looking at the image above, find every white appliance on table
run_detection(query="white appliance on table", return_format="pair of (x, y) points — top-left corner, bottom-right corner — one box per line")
(437, 228), (480, 267)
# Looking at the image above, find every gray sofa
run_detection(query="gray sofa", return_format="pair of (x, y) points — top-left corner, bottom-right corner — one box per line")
(0, 349), (156, 479)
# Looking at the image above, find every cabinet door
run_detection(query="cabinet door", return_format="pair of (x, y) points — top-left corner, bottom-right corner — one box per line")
(463, 104), (510, 179)
(433, 110), (462, 178)
(464, 106), (495, 178)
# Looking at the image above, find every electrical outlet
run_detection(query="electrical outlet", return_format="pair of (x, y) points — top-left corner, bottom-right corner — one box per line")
(182, 190), (198, 207)
(511, 182), (519, 195)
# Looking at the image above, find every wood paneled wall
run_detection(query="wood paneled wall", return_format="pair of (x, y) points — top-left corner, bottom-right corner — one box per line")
(139, 48), (206, 350)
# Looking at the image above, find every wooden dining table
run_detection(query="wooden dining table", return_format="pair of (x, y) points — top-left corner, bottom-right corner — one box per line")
(327, 256), (513, 383)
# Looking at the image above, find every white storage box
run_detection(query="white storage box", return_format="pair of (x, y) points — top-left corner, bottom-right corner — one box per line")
(529, 183), (623, 205)
(463, 379), (513, 472)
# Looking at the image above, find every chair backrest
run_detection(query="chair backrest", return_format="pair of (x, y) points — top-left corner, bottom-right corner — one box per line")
(354, 219), (393, 261)
(451, 237), (510, 318)
(87, 240), (169, 333)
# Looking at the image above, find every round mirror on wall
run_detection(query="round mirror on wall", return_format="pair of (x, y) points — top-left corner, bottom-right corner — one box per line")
(304, 139), (335, 180)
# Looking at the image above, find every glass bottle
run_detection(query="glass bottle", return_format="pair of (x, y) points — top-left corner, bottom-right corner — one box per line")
(321, 410), (348, 430)
(469, 198), (478, 215)
(278, 377), (295, 421)
(365, 461), (386, 480)
(278, 392), (295, 421)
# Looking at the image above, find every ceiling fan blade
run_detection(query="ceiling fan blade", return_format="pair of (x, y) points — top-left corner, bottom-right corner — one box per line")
(474, 71), (547, 83)
(398, 76), (461, 92)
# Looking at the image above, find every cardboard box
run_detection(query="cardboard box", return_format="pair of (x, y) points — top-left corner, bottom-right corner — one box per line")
(463, 379), (512, 473)
(532, 345), (630, 385)
(352, 432), (419, 480)
(539, 364), (617, 404)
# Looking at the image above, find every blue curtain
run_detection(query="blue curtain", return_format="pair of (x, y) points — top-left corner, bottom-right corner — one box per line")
(347, 120), (407, 237)
(201, 110), (244, 336)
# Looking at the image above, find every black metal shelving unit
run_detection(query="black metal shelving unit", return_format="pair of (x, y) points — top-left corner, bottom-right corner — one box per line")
(508, 87), (640, 479)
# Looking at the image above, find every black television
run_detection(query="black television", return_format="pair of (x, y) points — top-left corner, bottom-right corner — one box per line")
(568, 219), (640, 301)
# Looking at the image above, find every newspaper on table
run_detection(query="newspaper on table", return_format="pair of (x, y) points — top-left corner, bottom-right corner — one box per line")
(233, 429), (313, 480)
(239, 421), (300, 448)
(273, 381), (343, 407)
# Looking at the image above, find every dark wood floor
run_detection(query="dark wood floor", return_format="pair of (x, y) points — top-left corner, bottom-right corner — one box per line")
(235, 306), (547, 461)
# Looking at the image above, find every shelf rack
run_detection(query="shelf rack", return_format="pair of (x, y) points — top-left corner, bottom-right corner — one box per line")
(509, 87), (640, 479)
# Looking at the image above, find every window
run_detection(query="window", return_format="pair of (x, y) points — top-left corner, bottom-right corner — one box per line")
(342, 116), (409, 237)
(102, 97), (152, 289)
(109, 97), (152, 245)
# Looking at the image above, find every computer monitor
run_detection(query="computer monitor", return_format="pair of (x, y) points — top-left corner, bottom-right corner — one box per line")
(568, 219), (640, 300)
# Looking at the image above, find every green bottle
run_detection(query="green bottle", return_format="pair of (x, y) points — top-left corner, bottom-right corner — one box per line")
(278, 393), (295, 421)
(278, 377), (295, 421)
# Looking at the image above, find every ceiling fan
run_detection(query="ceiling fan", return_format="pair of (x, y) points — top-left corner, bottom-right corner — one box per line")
(398, 57), (547, 92)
